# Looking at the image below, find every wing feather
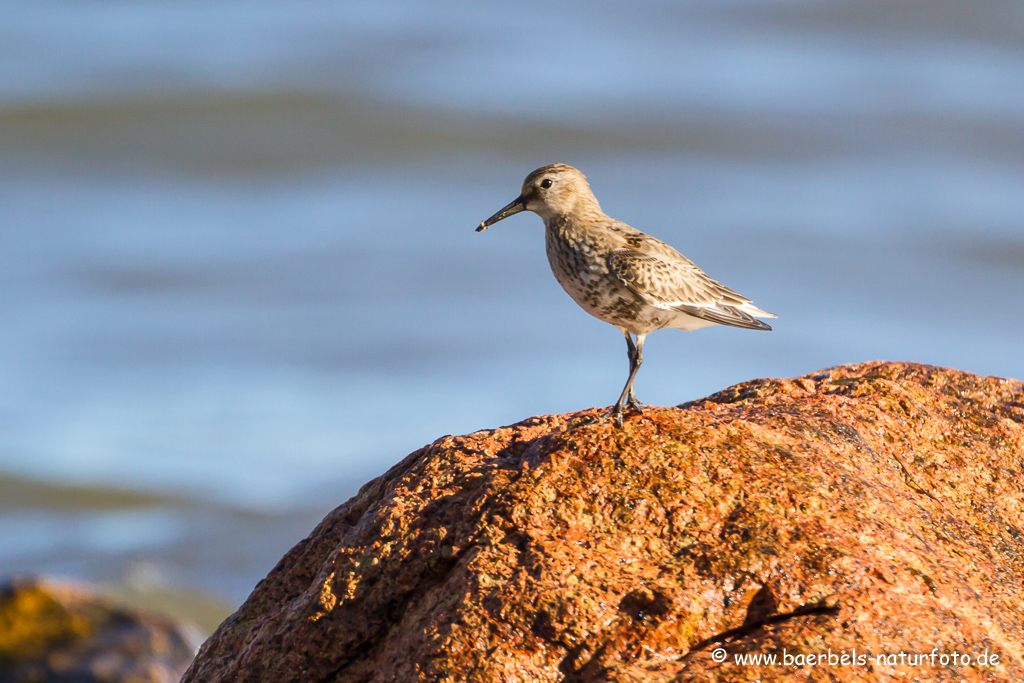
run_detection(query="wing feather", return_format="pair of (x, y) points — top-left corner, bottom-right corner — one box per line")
(606, 232), (774, 331)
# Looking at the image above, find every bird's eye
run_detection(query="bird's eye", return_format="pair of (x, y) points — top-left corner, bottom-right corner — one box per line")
(540, 178), (553, 189)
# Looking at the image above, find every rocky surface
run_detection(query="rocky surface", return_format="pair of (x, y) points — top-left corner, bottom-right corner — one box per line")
(0, 576), (198, 683)
(182, 361), (1024, 682)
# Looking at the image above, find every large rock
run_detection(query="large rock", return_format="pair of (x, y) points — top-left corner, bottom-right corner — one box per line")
(182, 361), (1024, 682)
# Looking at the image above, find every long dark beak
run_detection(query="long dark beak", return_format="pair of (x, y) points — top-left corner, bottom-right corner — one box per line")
(476, 195), (526, 232)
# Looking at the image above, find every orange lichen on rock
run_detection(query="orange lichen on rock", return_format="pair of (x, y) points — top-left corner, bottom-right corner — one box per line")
(0, 578), (101, 665)
(182, 362), (1024, 682)
(0, 576), (197, 682)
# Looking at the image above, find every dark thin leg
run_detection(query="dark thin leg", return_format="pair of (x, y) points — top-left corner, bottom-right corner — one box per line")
(623, 333), (638, 381)
(612, 332), (645, 427)
(626, 335), (645, 410)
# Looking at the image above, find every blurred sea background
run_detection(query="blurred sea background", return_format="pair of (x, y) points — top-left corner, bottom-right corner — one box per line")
(2, 0), (1023, 630)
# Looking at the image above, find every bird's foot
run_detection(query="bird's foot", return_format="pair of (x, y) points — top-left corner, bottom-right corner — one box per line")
(587, 406), (622, 427)
(621, 401), (643, 425)
(593, 402), (643, 428)
(566, 412), (602, 428)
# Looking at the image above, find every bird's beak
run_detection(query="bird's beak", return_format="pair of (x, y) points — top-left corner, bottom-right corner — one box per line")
(477, 195), (526, 232)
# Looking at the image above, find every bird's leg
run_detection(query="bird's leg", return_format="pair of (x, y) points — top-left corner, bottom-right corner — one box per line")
(620, 332), (643, 409)
(625, 334), (645, 411)
(624, 332), (638, 374)
(612, 332), (645, 427)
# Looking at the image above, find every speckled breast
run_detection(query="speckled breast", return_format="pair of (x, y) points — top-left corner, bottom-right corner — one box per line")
(544, 226), (668, 334)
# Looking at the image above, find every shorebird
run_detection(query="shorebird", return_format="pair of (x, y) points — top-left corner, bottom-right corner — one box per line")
(477, 163), (775, 426)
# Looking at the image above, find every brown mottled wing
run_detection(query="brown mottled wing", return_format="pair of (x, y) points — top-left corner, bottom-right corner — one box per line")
(607, 236), (772, 331)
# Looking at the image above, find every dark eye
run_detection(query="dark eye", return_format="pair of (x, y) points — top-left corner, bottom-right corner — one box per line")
(540, 178), (553, 189)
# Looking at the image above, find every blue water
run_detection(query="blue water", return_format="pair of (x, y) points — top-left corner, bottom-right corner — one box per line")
(2, 0), (1023, 606)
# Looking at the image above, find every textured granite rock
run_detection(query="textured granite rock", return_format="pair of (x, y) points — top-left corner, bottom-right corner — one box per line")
(0, 576), (198, 683)
(182, 362), (1024, 682)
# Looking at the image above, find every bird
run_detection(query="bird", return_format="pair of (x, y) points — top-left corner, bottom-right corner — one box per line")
(477, 163), (775, 427)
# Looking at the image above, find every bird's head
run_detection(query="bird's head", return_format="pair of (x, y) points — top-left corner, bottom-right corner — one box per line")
(477, 164), (600, 231)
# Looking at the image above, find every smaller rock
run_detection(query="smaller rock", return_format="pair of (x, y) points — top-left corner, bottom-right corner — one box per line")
(0, 575), (198, 683)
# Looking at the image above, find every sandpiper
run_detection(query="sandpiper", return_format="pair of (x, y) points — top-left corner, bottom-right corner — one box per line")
(477, 163), (775, 426)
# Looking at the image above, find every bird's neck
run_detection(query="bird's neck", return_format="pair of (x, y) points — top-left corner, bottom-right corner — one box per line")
(543, 204), (606, 238)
